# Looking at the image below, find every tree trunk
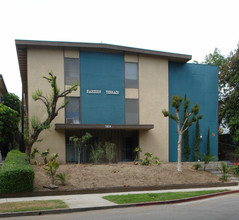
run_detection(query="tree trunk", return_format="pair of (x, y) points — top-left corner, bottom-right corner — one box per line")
(25, 143), (32, 160)
(176, 111), (182, 172)
(78, 148), (81, 164)
(177, 133), (182, 172)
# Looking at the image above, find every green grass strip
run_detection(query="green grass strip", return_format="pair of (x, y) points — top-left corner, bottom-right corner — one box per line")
(103, 190), (228, 204)
(0, 200), (68, 213)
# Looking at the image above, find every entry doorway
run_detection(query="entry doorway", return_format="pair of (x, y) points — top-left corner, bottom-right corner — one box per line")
(122, 131), (139, 161)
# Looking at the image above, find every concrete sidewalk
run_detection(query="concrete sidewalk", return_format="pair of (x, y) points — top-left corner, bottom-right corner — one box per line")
(0, 185), (239, 218)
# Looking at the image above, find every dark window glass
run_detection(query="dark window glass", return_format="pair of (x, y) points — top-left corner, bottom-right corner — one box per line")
(125, 99), (139, 124)
(65, 97), (80, 124)
(64, 58), (80, 85)
(125, 62), (138, 88)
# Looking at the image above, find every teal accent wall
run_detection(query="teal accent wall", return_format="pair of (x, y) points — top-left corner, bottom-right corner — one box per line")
(80, 51), (125, 124)
(169, 62), (218, 162)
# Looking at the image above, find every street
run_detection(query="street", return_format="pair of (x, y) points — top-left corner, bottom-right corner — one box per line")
(7, 193), (239, 220)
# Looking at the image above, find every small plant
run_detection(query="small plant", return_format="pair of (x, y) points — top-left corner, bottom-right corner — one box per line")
(216, 162), (231, 182)
(193, 163), (202, 170)
(104, 142), (115, 163)
(142, 152), (160, 166)
(152, 156), (161, 165)
(30, 148), (39, 159)
(43, 159), (59, 184)
(49, 153), (59, 162)
(41, 148), (50, 165)
(56, 173), (66, 185)
(134, 147), (142, 162)
(142, 152), (152, 165)
(90, 144), (104, 164)
(202, 154), (215, 171)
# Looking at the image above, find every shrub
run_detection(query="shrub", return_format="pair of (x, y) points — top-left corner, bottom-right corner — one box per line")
(104, 142), (115, 163)
(0, 150), (35, 193)
(232, 162), (239, 176)
(43, 159), (59, 185)
(193, 163), (202, 170)
(216, 162), (231, 182)
(142, 152), (160, 166)
(56, 173), (66, 185)
(90, 145), (104, 164)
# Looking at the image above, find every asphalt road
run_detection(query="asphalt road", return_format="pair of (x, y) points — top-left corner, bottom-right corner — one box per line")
(7, 193), (239, 220)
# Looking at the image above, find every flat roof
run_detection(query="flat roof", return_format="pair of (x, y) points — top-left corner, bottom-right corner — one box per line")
(55, 124), (154, 131)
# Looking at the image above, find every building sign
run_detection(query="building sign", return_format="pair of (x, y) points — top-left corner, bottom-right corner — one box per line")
(86, 89), (102, 94)
(86, 89), (119, 95)
(106, 90), (119, 95)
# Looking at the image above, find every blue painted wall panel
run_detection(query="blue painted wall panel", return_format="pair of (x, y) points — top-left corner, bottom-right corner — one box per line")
(80, 52), (125, 124)
(169, 62), (218, 162)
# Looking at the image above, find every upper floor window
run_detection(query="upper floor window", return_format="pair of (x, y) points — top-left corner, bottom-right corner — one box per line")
(65, 97), (80, 124)
(64, 58), (80, 85)
(125, 62), (138, 88)
(125, 99), (139, 124)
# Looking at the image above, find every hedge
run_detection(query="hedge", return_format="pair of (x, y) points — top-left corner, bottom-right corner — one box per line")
(0, 149), (35, 193)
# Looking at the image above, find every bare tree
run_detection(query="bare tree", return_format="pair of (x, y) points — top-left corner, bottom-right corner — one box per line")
(25, 72), (77, 158)
(162, 95), (202, 172)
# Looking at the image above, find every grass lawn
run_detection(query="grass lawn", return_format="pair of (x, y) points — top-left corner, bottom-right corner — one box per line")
(103, 190), (228, 204)
(0, 200), (68, 213)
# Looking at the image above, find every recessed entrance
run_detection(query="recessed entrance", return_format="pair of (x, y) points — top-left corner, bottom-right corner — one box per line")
(65, 130), (138, 163)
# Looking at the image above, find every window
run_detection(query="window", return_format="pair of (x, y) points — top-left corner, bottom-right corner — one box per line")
(125, 62), (138, 88)
(65, 97), (80, 124)
(64, 58), (80, 85)
(125, 99), (139, 124)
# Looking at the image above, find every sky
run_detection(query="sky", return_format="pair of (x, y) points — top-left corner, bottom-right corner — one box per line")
(0, 0), (238, 98)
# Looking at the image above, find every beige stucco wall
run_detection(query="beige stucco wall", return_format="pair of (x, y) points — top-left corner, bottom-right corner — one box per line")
(27, 47), (66, 163)
(138, 56), (169, 162)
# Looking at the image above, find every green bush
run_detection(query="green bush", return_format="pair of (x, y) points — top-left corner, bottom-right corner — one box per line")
(0, 150), (35, 194)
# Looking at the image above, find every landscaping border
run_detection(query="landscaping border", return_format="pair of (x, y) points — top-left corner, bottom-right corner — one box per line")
(0, 182), (237, 198)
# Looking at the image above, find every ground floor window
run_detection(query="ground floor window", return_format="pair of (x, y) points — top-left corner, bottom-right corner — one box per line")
(65, 130), (138, 163)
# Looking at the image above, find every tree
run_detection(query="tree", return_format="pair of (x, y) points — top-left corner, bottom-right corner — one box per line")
(202, 46), (239, 142)
(162, 95), (202, 172)
(0, 104), (19, 157)
(25, 72), (77, 158)
(207, 127), (210, 156)
(194, 120), (201, 161)
(2, 93), (22, 152)
(70, 132), (92, 164)
(3, 93), (20, 114)
(182, 95), (190, 161)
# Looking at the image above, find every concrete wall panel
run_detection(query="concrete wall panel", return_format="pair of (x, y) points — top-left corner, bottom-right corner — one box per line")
(27, 47), (66, 163)
(139, 56), (169, 162)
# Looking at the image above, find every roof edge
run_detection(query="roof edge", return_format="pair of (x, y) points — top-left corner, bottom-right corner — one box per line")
(15, 39), (192, 63)
(0, 74), (8, 94)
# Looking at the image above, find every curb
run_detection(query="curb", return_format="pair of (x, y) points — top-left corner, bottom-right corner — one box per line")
(0, 189), (239, 218)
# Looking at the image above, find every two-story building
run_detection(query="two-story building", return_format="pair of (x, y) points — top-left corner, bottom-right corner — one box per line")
(16, 40), (218, 163)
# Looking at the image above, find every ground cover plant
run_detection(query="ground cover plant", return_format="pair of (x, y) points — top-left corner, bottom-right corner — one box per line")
(103, 190), (228, 204)
(0, 200), (68, 213)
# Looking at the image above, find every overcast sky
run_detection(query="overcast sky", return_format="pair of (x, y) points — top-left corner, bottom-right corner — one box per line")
(0, 0), (238, 98)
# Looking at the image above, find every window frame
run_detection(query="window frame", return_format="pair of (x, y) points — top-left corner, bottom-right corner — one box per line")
(64, 57), (80, 85)
(65, 96), (81, 124)
(125, 98), (139, 125)
(125, 62), (139, 89)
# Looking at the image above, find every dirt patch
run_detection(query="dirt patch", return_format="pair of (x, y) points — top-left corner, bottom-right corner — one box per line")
(34, 163), (222, 191)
